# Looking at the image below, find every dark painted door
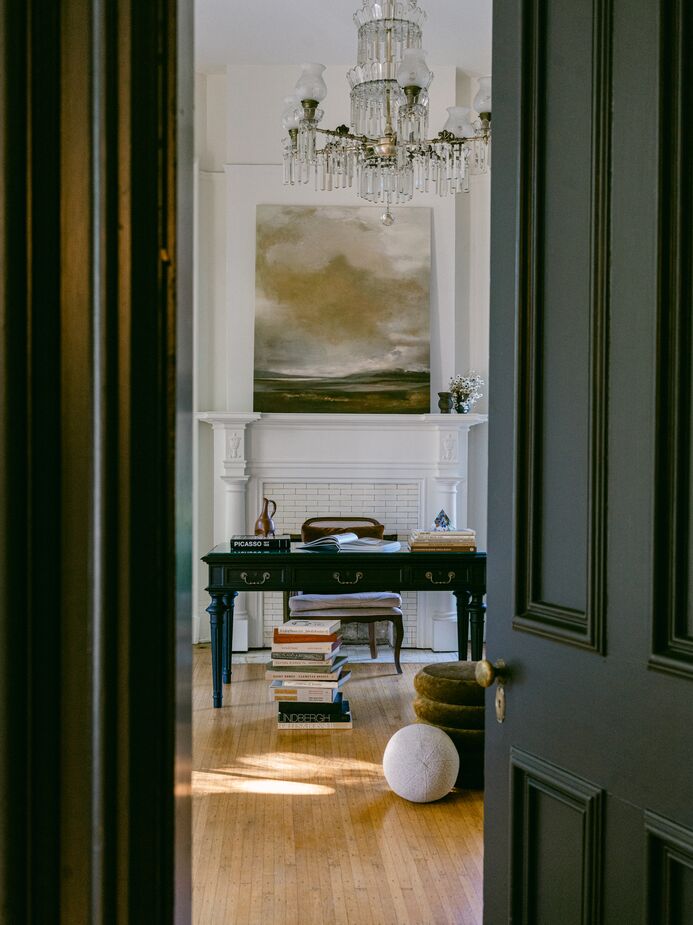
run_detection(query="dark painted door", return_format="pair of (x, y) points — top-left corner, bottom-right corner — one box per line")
(484, 0), (693, 922)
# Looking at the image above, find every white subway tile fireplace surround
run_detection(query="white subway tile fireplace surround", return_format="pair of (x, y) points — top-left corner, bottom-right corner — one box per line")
(195, 412), (486, 652)
(260, 479), (421, 648)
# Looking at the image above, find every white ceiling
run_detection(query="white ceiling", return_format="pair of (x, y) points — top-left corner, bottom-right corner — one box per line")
(195, 0), (492, 77)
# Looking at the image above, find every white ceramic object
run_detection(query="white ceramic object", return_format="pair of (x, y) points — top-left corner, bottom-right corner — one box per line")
(383, 723), (459, 803)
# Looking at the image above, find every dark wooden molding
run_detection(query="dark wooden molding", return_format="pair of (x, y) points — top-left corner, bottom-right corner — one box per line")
(0, 0), (192, 920)
(645, 811), (693, 922)
(651, 0), (693, 681)
(510, 749), (604, 925)
(514, 0), (612, 653)
(1, 3), (31, 921)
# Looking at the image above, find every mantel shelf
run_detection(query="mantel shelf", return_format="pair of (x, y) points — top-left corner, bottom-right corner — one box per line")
(196, 411), (487, 431)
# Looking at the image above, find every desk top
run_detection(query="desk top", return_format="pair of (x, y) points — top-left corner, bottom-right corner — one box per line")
(203, 543), (487, 562)
(203, 544), (486, 593)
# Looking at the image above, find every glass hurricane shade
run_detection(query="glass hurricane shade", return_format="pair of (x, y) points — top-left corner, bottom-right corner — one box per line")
(281, 95), (301, 131)
(396, 49), (431, 89)
(473, 76), (492, 114)
(295, 63), (328, 103)
(443, 106), (475, 137)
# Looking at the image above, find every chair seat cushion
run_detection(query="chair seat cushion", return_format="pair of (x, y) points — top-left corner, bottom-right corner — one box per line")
(414, 662), (485, 706)
(289, 592), (402, 611)
(289, 607), (402, 618)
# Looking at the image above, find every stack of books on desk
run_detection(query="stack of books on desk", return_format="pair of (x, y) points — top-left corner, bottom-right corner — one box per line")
(229, 534), (291, 552)
(409, 529), (478, 552)
(266, 619), (353, 729)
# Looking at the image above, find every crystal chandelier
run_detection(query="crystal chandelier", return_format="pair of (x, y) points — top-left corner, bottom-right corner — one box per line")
(281, 0), (491, 224)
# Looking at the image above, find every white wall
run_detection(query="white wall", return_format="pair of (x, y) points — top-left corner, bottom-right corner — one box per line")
(193, 65), (491, 640)
(455, 71), (490, 552)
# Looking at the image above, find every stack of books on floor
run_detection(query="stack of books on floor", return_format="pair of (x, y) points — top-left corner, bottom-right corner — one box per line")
(266, 619), (353, 729)
(409, 529), (477, 552)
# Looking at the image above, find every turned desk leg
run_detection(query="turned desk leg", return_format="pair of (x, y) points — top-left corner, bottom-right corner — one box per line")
(206, 591), (225, 708)
(453, 591), (471, 661)
(468, 592), (486, 661)
(222, 591), (238, 684)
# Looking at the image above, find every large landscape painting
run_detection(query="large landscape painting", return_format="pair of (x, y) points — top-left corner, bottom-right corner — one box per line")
(254, 205), (431, 413)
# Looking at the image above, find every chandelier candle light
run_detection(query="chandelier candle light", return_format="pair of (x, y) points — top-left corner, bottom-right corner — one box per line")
(281, 0), (491, 224)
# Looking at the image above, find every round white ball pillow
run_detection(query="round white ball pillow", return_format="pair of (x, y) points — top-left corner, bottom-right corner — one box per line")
(383, 723), (460, 803)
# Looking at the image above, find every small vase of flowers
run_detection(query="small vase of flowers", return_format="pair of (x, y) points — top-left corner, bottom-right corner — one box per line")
(449, 372), (484, 414)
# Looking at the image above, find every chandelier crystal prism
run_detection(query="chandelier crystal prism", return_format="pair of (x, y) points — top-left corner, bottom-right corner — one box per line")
(281, 0), (491, 222)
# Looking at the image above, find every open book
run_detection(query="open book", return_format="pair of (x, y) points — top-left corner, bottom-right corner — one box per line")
(298, 532), (401, 553)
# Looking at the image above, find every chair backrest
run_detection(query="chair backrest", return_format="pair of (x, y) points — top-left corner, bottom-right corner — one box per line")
(301, 516), (385, 542)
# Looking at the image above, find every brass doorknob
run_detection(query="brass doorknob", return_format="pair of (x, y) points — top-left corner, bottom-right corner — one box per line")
(475, 658), (508, 688)
(475, 659), (509, 723)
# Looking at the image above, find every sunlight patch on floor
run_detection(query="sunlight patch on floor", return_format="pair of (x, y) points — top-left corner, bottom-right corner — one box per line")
(193, 769), (336, 796)
(234, 751), (382, 776)
(193, 751), (384, 796)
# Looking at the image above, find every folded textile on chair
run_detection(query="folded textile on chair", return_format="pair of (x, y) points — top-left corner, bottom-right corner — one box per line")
(289, 592), (402, 611)
(288, 607), (403, 618)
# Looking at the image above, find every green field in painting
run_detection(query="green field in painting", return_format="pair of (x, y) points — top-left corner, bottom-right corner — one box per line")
(254, 370), (430, 414)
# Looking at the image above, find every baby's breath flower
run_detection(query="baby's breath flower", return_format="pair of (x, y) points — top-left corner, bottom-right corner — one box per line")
(448, 372), (484, 412)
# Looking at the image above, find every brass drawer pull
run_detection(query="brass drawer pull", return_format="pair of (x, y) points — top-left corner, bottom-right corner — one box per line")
(333, 571), (363, 586)
(240, 570), (271, 586)
(425, 570), (455, 586)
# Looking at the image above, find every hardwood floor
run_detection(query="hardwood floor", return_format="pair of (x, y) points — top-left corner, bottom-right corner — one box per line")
(193, 645), (484, 925)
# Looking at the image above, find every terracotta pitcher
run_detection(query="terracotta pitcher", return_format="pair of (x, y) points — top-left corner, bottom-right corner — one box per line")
(254, 497), (277, 537)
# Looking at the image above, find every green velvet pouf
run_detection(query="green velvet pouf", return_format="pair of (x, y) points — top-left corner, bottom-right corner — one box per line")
(413, 662), (486, 789)
(413, 662), (485, 706)
(430, 723), (484, 751)
(413, 696), (485, 730)
(457, 758), (484, 790)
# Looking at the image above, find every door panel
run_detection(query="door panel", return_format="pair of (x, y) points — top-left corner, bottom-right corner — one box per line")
(646, 813), (693, 924)
(485, 0), (693, 921)
(514, 0), (610, 651)
(511, 750), (603, 925)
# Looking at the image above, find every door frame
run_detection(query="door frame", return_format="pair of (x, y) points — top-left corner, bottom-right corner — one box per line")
(0, 0), (193, 920)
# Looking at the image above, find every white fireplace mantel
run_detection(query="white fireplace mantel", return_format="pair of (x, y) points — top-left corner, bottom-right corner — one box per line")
(194, 411), (487, 650)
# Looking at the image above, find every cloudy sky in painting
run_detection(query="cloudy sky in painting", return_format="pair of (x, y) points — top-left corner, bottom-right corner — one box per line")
(254, 206), (431, 378)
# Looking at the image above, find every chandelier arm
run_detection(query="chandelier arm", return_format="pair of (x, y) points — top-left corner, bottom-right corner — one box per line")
(415, 131), (491, 146)
(311, 129), (492, 148)
(315, 126), (371, 144)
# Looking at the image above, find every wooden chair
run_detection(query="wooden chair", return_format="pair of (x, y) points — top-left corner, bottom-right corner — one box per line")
(286, 516), (404, 673)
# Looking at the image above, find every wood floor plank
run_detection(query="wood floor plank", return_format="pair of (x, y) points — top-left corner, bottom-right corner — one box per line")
(192, 646), (483, 925)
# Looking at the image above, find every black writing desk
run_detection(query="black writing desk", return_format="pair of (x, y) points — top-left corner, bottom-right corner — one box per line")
(202, 544), (487, 708)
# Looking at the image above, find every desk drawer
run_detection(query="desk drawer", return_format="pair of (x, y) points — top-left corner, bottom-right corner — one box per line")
(294, 565), (403, 592)
(410, 564), (474, 588)
(223, 566), (286, 589)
